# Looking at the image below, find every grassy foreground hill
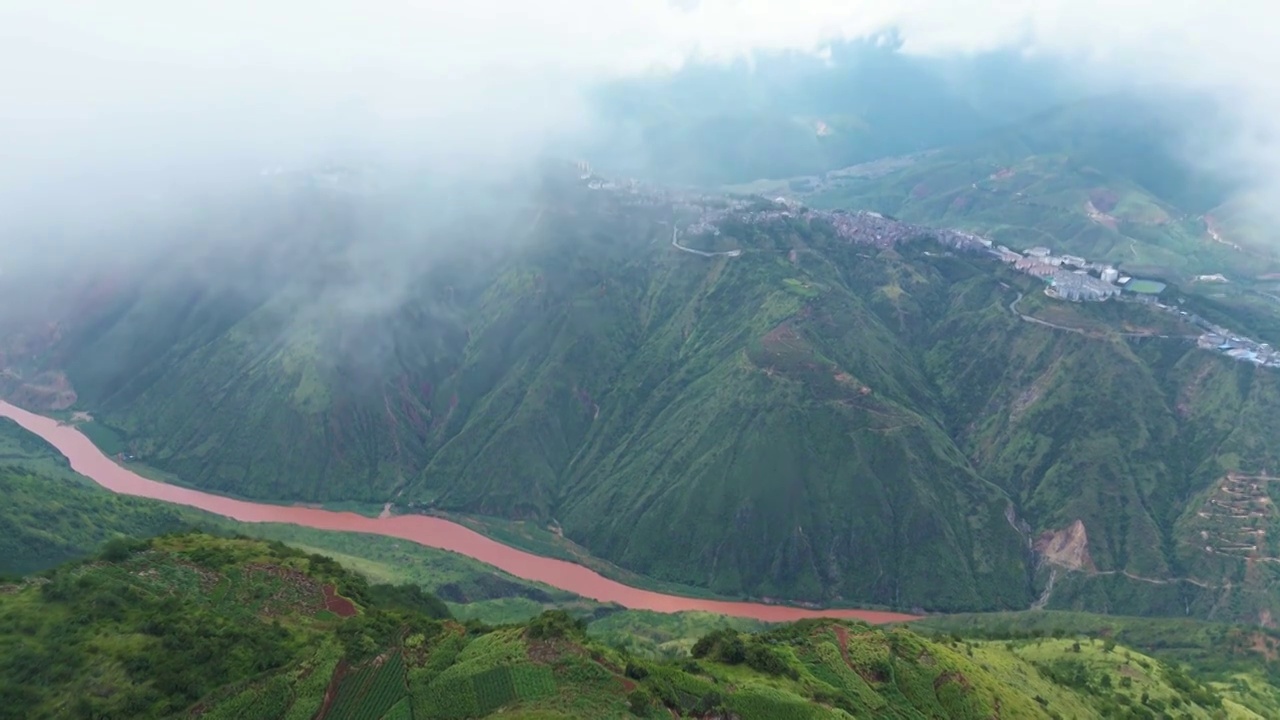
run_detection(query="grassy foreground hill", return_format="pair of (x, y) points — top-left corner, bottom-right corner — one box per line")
(5, 532), (1278, 720)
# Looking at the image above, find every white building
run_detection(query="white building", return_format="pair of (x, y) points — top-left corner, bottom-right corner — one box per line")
(1101, 267), (1120, 284)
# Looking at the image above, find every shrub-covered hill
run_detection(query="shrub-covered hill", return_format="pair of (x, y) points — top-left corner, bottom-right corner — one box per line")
(3, 533), (1277, 720)
(0, 417), (201, 576)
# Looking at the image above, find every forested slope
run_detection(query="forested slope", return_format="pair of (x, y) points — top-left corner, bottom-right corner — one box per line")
(9, 171), (1280, 620)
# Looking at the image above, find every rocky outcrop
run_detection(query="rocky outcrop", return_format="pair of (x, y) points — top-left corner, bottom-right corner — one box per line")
(1, 370), (77, 411)
(1035, 520), (1096, 572)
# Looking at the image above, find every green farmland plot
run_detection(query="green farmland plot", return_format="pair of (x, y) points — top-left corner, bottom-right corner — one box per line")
(328, 652), (409, 720)
(472, 666), (519, 714)
(379, 697), (414, 720)
(1125, 278), (1167, 294)
(509, 664), (557, 702)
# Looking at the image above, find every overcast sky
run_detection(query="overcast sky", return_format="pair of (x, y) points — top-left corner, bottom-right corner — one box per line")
(0, 1), (1276, 236)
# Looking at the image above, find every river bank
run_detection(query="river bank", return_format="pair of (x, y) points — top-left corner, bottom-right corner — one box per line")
(0, 400), (918, 624)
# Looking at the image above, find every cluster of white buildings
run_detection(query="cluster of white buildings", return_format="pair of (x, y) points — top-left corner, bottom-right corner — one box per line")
(995, 246), (1125, 301)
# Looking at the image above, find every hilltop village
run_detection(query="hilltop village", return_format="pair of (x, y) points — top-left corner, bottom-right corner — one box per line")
(997, 246), (1278, 367)
(995, 245), (1124, 302)
(572, 163), (1277, 370)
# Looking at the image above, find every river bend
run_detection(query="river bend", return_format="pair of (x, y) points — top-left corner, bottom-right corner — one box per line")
(0, 401), (917, 624)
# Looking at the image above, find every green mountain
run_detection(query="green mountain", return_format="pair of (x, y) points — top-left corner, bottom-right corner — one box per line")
(7, 154), (1280, 621)
(13, 179), (1032, 614)
(747, 97), (1280, 345)
(5, 533), (1278, 719)
(766, 98), (1275, 284)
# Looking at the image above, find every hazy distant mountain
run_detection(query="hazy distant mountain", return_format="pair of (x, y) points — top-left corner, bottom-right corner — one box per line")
(579, 40), (1080, 185)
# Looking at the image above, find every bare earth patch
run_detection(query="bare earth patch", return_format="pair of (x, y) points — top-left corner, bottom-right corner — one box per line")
(1250, 629), (1279, 658)
(1035, 520), (1096, 572)
(1084, 200), (1119, 230)
(323, 585), (358, 617)
(9, 370), (77, 411)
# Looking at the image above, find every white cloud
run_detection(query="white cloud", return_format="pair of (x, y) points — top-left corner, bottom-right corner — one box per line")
(0, 1), (1276, 226)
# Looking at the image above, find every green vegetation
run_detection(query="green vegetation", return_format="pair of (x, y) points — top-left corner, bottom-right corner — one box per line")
(242, 524), (577, 608)
(588, 610), (769, 659)
(1125, 279), (1167, 295)
(9, 536), (1279, 719)
(0, 418), (204, 575)
(11, 163), (1278, 620)
(76, 419), (128, 456)
(0, 533), (443, 719)
(916, 610), (1280, 684)
(789, 98), (1276, 285)
(916, 611), (1280, 719)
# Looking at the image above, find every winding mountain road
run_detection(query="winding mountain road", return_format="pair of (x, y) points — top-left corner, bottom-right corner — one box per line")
(671, 227), (742, 258)
(1008, 291), (1196, 340)
(0, 400), (917, 624)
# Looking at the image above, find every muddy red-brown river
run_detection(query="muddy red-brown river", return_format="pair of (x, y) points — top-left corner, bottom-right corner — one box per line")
(0, 401), (918, 624)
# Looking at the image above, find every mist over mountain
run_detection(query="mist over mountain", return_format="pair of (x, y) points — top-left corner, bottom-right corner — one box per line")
(4, 1), (1280, 271)
(8, 5), (1280, 718)
(1, 0), (1279, 631)
(581, 40), (1084, 185)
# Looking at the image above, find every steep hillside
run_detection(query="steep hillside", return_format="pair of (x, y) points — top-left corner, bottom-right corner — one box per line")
(0, 418), (198, 576)
(12, 177), (1031, 614)
(4, 534), (1275, 719)
(9, 168), (1280, 620)
(0, 416), (597, 624)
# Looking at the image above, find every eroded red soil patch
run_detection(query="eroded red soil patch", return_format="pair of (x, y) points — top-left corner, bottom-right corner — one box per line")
(762, 322), (802, 349)
(834, 625), (853, 667)
(323, 585), (358, 617)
